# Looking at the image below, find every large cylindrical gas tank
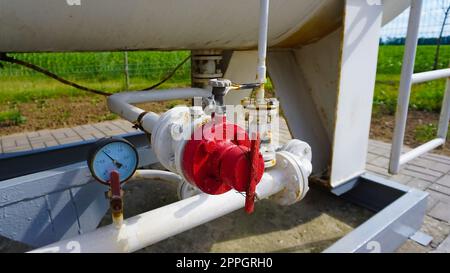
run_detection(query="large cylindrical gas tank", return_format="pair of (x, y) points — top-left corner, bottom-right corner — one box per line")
(0, 0), (409, 53)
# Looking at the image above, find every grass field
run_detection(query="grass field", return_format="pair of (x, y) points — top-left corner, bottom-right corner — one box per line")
(1, 46), (449, 107)
(0, 51), (191, 104)
(1, 45), (450, 139)
(374, 45), (450, 114)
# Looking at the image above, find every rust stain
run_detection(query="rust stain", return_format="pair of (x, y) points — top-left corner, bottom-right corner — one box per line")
(274, 1), (344, 48)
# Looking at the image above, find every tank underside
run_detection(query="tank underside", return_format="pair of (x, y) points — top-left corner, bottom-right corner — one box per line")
(0, 0), (409, 52)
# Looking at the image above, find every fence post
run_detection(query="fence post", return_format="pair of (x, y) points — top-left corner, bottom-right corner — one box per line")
(389, 0), (423, 174)
(124, 51), (130, 90)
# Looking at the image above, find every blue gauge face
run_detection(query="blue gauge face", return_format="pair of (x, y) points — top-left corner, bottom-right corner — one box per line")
(89, 139), (138, 184)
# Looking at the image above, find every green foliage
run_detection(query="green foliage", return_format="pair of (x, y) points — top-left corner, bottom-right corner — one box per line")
(0, 109), (26, 126)
(374, 45), (450, 113)
(0, 46), (449, 115)
(98, 113), (118, 121)
(377, 45), (450, 74)
(0, 51), (191, 104)
(414, 123), (438, 143)
(0, 51), (191, 81)
(414, 122), (450, 143)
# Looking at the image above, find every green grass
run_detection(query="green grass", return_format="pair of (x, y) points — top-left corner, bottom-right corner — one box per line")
(0, 109), (26, 126)
(377, 45), (450, 74)
(0, 51), (191, 104)
(374, 45), (450, 114)
(414, 123), (439, 143)
(374, 74), (446, 114)
(0, 46), (449, 114)
(98, 113), (118, 122)
(0, 77), (190, 104)
(2, 51), (190, 81)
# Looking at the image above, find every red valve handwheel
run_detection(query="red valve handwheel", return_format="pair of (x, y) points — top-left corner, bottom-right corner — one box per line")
(182, 118), (265, 214)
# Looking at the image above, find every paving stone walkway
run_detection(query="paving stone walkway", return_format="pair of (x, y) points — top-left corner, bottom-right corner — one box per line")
(365, 140), (450, 252)
(0, 120), (136, 153)
(1, 119), (450, 252)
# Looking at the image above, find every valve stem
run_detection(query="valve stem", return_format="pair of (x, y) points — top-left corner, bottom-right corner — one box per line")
(109, 170), (124, 228)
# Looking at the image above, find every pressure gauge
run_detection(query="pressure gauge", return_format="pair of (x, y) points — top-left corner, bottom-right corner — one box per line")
(88, 137), (139, 185)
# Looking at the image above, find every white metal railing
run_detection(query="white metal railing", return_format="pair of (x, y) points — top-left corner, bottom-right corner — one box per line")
(389, 0), (450, 174)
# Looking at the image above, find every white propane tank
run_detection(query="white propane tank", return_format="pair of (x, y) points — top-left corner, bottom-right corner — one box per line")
(0, 0), (409, 52)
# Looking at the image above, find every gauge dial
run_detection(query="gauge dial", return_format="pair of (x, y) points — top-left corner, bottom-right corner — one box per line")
(88, 137), (139, 185)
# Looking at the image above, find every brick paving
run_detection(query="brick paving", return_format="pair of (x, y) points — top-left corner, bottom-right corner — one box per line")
(364, 139), (450, 252)
(1, 118), (450, 252)
(0, 120), (136, 153)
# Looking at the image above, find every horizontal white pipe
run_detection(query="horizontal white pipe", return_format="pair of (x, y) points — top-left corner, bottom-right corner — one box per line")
(132, 170), (183, 184)
(30, 168), (286, 253)
(107, 88), (212, 132)
(412, 68), (450, 84)
(399, 138), (445, 166)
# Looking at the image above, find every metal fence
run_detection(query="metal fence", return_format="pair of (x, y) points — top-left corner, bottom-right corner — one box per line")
(0, 51), (191, 91)
(382, 0), (450, 44)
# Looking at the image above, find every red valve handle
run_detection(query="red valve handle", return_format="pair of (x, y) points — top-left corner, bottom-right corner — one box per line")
(245, 134), (261, 214)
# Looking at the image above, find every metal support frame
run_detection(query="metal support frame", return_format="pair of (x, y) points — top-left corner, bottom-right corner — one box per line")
(1, 136), (428, 252)
(390, 0), (450, 174)
(0, 0), (428, 252)
(268, 0), (384, 187)
(326, 173), (428, 253)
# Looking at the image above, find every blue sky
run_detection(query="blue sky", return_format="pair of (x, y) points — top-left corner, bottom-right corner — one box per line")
(382, 0), (450, 38)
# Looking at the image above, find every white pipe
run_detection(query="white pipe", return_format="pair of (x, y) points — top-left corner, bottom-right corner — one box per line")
(412, 68), (450, 84)
(29, 167), (287, 253)
(399, 138), (445, 165)
(132, 170), (183, 184)
(389, 0), (423, 174)
(438, 78), (450, 139)
(256, 0), (270, 102)
(107, 88), (212, 132)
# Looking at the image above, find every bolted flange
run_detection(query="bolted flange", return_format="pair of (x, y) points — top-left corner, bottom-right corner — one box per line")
(268, 140), (312, 206)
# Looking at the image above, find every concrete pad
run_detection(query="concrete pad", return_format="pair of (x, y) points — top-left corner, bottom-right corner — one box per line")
(434, 235), (450, 253)
(429, 202), (450, 223)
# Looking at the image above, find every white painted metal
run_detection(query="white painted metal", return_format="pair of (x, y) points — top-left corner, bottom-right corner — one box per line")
(272, 140), (312, 205)
(268, 50), (332, 175)
(388, 0), (450, 174)
(268, 0), (383, 187)
(223, 51), (258, 106)
(29, 147), (312, 253)
(107, 88), (211, 133)
(329, 0), (384, 187)
(150, 106), (210, 179)
(177, 181), (201, 200)
(256, 0), (270, 102)
(438, 78), (450, 139)
(389, 0), (423, 174)
(400, 138), (446, 166)
(0, 0), (413, 189)
(0, 0), (409, 52)
(132, 170), (183, 184)
(394, 77), (450, 168)
(412, 69), (450, 84)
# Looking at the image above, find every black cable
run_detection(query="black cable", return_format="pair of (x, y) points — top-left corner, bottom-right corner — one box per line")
(0, 53), (112, 96)
(0, 53), (192, 96)
(142, 55), (191, 91)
